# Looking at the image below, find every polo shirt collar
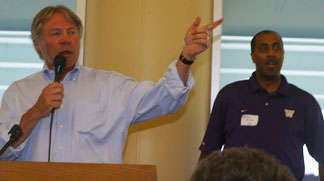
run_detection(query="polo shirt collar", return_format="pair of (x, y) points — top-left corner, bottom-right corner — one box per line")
(248, 72), (290, 97)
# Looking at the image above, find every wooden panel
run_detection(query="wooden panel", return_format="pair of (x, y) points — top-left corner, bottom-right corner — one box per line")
(0, 161), (156, 181)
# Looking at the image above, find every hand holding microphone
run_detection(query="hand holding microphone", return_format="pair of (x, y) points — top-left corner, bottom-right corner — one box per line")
(0, 55), (67, 156)
(32, 55), (67, 119)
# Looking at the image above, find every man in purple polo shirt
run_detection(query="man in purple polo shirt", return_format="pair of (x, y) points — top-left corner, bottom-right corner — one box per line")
(199, 30), (324, 180)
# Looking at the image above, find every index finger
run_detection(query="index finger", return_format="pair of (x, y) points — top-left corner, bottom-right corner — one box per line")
(195, 18), (224, 33)
(47, 82), (64, 89)
(206, 18), (224, 30)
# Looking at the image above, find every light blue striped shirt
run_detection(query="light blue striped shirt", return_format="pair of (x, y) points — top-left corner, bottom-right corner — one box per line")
(0, 60), (194, 163)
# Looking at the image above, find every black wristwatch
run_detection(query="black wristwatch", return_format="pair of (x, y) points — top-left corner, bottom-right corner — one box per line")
(179, 53), (194, 65)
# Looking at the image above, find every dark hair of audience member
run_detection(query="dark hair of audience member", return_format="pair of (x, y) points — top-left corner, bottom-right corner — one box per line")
(190, 147), (295, 181)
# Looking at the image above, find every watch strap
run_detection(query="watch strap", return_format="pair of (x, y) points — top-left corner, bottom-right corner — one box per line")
(179, 53), (194, 65)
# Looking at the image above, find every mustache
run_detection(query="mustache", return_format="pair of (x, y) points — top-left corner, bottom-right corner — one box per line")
(265, 57), (278, 65)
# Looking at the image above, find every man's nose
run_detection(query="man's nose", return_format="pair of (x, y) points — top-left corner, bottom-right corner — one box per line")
(267, 48), (276, 56)
(59, 33), (72, 45)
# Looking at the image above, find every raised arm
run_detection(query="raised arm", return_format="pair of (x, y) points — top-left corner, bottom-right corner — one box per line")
(177, 16), (223, 84)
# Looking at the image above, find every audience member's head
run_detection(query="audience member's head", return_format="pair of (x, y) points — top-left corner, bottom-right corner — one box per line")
(190, 147), (295, 181)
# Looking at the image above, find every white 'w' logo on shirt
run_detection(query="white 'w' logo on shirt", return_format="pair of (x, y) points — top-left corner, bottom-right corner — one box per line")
(284, 109), (295, 118)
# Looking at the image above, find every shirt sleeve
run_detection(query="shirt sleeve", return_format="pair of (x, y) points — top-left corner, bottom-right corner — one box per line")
(199, 89), (226, 155)
(304, 95), (324, 164)
(118, 60), (194, 125)
(0, 83), (28, 160)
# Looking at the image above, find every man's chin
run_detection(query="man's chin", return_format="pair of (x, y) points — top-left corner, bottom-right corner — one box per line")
(262, 73), (280, 81)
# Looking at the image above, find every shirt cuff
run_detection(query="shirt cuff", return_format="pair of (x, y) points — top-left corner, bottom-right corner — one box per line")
(170, 60), (195, 88)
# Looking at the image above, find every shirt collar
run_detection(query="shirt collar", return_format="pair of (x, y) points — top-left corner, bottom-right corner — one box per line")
(248, 72), (290, 97)
(42, 61), (81, 83)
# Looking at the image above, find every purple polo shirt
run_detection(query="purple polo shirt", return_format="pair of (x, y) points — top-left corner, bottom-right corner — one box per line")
(200, 72), (324, 180)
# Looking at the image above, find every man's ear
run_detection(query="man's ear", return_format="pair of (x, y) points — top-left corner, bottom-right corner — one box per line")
(34, 40), (43, 58)
(34, 40), (40, 53)
(251, 53), (256, 64)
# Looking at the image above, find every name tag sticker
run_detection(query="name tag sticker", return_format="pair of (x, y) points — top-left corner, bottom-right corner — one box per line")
(240, 114), (259, 126)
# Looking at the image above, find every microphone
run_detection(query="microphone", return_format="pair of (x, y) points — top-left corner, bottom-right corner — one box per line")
(0, 124), (23, 157)
(49, 55), (66, 162)
(51, 55), (66, 114)
(53, 54), (67, 82)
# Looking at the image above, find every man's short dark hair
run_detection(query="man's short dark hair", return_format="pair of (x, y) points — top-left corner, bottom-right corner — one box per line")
(190, 147), (295, 181)
(250, 30), (283, 53)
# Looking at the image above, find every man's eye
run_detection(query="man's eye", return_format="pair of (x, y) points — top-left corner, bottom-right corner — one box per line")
(273, 45), (282, 51)
(259, 46), (268, 52)
(50, 32), (60, 36)
(68, 31), (76, 35)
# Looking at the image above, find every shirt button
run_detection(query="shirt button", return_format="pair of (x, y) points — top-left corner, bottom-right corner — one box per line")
(59, 146), (63, 150)
(60, 124), (63, 128)
(265, 102), (269, 106)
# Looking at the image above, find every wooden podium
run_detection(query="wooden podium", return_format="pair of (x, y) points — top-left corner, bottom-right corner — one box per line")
(0, 161), (157, 180)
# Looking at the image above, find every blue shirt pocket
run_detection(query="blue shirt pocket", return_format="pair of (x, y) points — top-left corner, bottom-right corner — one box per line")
(74, 101), (107, 134)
